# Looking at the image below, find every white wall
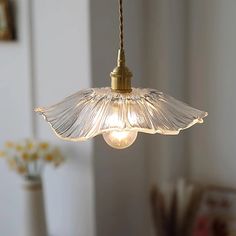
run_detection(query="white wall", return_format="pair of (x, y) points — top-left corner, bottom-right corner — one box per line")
(33, 0), (95, 235)
(188, 0), (236, 187)
(0, 0), (32, 235)
(0, 0), (95, 235)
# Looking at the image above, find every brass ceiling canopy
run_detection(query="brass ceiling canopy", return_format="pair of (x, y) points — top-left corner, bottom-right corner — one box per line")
(35, 0), (208, 149)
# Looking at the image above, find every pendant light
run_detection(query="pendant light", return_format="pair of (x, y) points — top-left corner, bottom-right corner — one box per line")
(35, 0), (208, 149)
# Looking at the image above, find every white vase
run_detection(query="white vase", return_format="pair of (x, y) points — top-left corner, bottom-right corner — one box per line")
(21, 177), (47, 236)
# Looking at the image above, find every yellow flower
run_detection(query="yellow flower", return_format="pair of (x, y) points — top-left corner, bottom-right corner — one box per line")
(22, 152), (29, 161)
(31, 153), (39, 161)
(27, 141), (34, 150)
(0, 151), (5, 157)
(44, 154), (53, 162)
(40, 142), (49, 150)
(16, 145), (23, 151)
(5, 141), (14, 148)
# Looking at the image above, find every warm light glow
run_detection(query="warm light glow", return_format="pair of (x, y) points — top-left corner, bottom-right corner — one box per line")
(103, 131), (138, 149)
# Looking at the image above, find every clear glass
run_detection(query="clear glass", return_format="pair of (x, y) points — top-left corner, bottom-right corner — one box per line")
(35, 88), (208, 142)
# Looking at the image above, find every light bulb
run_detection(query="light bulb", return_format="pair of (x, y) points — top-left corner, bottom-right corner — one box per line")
(103, 131), (138, 149)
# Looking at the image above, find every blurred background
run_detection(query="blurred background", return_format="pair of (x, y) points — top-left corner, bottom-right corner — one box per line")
(0, 0), (235, 235)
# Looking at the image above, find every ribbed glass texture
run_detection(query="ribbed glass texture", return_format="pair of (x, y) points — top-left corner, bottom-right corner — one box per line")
(35, 88), (208, 141)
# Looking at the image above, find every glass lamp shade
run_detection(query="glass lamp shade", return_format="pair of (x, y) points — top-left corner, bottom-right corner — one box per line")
(35, 87), (207, 148)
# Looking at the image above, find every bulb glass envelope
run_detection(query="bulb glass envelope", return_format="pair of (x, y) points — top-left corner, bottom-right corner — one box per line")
(35, 87), (208, 141)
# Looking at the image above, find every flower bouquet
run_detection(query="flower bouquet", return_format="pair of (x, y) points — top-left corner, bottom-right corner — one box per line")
(0, 139), (65, 236)
(0, 139), (64, 179)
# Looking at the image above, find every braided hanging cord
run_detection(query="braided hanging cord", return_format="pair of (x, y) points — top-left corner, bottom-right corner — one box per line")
(119, 0), (124, 50)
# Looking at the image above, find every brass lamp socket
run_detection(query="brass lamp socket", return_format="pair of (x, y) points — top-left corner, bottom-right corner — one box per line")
(110, 49), (133, 93)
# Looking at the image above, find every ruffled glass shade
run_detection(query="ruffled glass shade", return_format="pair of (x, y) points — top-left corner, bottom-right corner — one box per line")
(35, 88), (208, 141)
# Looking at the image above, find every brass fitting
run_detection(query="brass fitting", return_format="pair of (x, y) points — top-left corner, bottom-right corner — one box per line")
(110, 49), (132, 93)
